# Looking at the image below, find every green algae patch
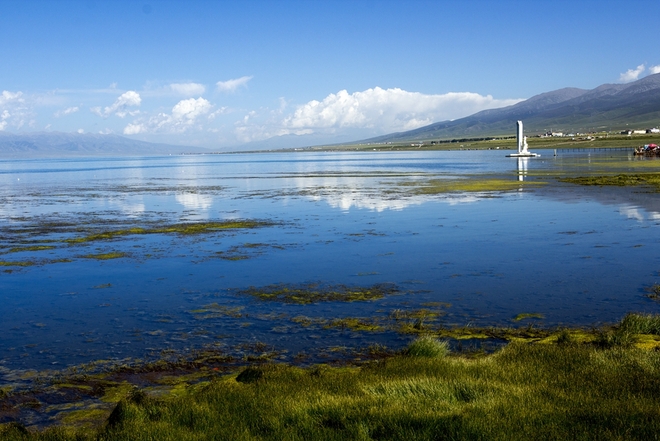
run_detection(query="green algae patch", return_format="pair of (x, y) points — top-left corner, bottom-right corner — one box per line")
(559, 173), (660, 191)
(513, 313), (544, 322)
(7, 245), (56, 253)
(64, 220), (274, 244)
(410, 178), (546, 194)
(237, 282), (398, 304)
(82, 252), (127, 260)
(0, 260), (34, 267)
(190, 303), (245, 319)
(324, 318), (383, 332)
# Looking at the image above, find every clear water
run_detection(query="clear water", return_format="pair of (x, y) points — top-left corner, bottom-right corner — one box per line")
(1, 150), (659, 372)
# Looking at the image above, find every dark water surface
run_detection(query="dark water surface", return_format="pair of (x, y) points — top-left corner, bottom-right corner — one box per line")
(1, 150), (660, 372)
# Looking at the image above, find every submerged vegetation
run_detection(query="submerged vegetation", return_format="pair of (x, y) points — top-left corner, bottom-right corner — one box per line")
(0, 219), (277, 266)
(410, 178), (545, 194)
(559, 172), (660, 191)
(237, 283), (398, 304)
(64, 220), (273, 244)
(3, 314), (660, 440)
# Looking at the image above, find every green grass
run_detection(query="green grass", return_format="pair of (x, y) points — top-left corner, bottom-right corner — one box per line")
(5, 314), (660, 440)
(5, 340), (660, 440)
(405, 336), (450, 358)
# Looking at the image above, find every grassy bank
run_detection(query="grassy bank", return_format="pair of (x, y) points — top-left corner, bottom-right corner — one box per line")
(299, 133), (660, 152)
(3, 314), (660, 440)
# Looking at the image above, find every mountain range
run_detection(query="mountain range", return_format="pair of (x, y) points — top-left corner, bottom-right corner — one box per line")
(359, 73), (660, 144)
(0, 132), (207, 158)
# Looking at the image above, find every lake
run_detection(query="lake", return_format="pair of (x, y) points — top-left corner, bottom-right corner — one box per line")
(1, 150), (659, 373)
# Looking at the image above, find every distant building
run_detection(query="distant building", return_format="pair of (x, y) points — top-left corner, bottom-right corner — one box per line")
(647, 128), (660, 134)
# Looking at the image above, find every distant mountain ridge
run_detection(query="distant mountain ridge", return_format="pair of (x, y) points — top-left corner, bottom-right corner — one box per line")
(0, 132), (207, 157)
(360, 73), (660, 144)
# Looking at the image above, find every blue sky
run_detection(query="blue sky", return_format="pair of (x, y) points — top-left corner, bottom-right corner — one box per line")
(1, 0), (659, 149)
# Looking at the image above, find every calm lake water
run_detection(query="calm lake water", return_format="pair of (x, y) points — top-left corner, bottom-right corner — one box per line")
(1, 150), (660, 372)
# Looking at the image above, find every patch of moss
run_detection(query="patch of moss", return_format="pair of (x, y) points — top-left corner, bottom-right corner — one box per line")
(237, 282), (398, 304)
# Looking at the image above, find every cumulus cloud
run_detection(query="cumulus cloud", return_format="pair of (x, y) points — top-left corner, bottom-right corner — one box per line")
(169, 82), (206, 96)
(232, 87), (522, 143)
(123, 97), (212, 135)
(216, 76), (253, 93)
(0, 90), (29, 130)
(650, 65), (660, 75)
(91, 91), (141, 118)
(619, 64), (646, 83)
(54, 106), (79, 117)
(281, 87), (521, 133)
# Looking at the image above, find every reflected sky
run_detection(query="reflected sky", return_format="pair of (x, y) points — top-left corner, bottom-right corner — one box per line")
(1, 150), (660, 372)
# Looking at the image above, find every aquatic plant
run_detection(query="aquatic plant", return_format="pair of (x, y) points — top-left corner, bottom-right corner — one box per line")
(237, 282), (398, 304)
(512, 312), (544, 322)
(409, 177), (545, 194)
(64, 220), (273, 244)
(81, 252), (127, 260)
(559, 173), (660, 191)
(0, 260), (34, 267)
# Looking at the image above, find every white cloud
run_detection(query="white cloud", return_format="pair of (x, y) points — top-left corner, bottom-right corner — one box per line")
(77, 128), (85, 134)
(169, 82), (206, 96)
(91, 91), (141, 118)
(0, 90), (29, 130)
(232, 87), (522, 143)
(216, 76), (253, 93)
(619, 64), (646, 83)
(208, 107), (230, 120)
(54, 106), (79, 117)
(123, 123), (143, 135)
(282, 87), (521, 133)
(172, 97), (212, 121)
(123, 97), (212, 135)
(650, 65), (660, 75)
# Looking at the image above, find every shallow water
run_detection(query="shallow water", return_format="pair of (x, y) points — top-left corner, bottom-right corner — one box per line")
(1, 150), (660, 372)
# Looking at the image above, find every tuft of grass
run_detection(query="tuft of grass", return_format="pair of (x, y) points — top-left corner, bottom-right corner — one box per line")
(618, 312), (660, 335)
(406, 336), (450, 358)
